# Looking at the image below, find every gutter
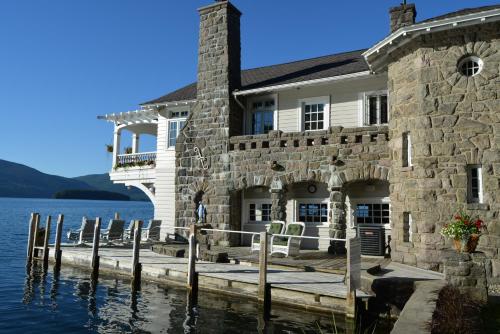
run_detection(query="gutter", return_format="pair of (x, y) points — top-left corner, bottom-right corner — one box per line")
(233, 71), (373, 96)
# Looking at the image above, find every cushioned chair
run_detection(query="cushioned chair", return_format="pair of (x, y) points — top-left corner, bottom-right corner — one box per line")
(141, 219), (162, 241)
(270, 222), (306, 257)
(251, 221), (285, 253)
(67, 217), (96, 244)
(100, 219), (125, 242)
(124, 220), (136, 241)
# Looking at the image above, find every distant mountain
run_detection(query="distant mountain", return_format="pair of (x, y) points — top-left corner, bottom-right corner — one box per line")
(0, 159), (149, 201)
(0, 159), (93, 198)
(54, 190), (130, 201)
(74, 174), (149, 201)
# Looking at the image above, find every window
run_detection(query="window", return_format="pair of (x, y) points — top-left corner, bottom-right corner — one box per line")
(355, 203), (390, 225)
(251, 99), (274, 135)
(402, 132), (412, 167)
(458, 56), (483, 77)
(467, 165), (483, 203)
(249, 203), (272, 222)
(167, 111), (187, 148)
(300, 97), (330, 131)
(364, 92), (388, 125)
(403, 212), (412, 243)
(298, 203), (328, 223)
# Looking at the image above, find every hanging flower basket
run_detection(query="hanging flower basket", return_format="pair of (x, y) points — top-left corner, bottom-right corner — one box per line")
(441, 210), (485, 253)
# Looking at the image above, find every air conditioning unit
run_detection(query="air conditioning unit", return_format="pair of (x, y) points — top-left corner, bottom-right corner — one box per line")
(357, 224), (385, 256)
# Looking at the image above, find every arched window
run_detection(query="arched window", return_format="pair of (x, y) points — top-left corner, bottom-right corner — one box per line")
(458, 56), (483, 77)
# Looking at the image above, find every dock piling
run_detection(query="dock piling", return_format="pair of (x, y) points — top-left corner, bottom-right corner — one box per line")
(91, 217), (101, 281)
(114, 212), (120, 220)
(258, 231), (271, 318)
(42, 215), (52, 270)
(26, 213), (38, 263)
(346, 237), (361, 318)
(31, 214), (41, 259)
(54, 214), (64, 271)
(131, 220), (143, 291)
(187, 224), (198, 299)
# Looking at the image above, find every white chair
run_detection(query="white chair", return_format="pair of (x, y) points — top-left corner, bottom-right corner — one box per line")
(270, 222), (306, 257)
(124, 220), (136, 241)
(67, 217), (96, 244)
(100, 219), (125, 242)
(251, 221), (285, 252)
(141, 220), (162, 241)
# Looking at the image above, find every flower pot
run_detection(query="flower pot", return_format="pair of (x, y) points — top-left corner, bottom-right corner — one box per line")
(453, 234), (480, 253)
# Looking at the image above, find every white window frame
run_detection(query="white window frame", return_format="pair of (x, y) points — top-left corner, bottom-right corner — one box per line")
(298, 96), (330, 132)
(467, 165), (483, 203)
(245, 200), (273, 224)
(167, 116), (187, 149)
(360, 90), (388, 126)
(348, 197), (391, 230)
(245, 94), (278, 135)
(292, 198), (329, 227)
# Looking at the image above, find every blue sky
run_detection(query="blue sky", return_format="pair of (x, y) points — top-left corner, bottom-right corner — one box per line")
(0, 0), (497, 177)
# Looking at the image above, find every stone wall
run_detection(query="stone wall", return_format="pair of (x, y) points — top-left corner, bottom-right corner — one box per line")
(388, 22), (500, 273)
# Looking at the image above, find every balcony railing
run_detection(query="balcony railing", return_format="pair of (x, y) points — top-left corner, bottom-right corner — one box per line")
(115, 152), (157, 169)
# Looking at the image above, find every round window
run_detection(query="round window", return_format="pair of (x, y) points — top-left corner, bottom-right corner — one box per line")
(458, 56), (483, 77)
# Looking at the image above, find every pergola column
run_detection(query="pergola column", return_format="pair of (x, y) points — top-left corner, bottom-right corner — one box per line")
(132, 133), (140, 154)
(329, 187), (346, 254)
(270, 178), (287, 222)
(112, 126), (121, 168)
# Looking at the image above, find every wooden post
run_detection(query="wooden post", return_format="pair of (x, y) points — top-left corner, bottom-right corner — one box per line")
(258, 231), (271, 319)
(26, 213), (38, 263)
(187, 225), (198, 286)
(54, 214), (64, 271)
(346, 237), (361, 318)
(42, 215), (52, 270)
(91, 217), (102, 281)
(131, 220), (143, 291)
(114, 212), (120, 220)
(31, 213), (41, 259)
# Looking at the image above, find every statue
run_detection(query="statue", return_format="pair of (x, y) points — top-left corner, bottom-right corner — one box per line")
(196, 199), (207, 224)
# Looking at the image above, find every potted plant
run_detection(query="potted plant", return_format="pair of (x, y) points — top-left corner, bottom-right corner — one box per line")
(106, 144), (113, 153)
(124, 147), (133, 154)
(441, 210), (485, 253)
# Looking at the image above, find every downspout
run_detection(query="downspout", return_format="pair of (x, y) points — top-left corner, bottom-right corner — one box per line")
(233, 90), (247, 135)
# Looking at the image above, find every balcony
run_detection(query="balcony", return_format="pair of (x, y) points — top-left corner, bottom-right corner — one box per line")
(115, 152), (157, 169)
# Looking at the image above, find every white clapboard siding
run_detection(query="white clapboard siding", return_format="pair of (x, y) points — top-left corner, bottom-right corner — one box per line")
(276, 74), (387, 131)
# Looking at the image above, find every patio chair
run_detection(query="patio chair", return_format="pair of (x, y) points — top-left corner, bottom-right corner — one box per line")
(270, 222), (306, 257)
(251, 221), (285, 253)
(100, 219), (125, 242)
(67, 217), (96, 244)
(124, 220), (136, 241)
(141, 219), (162, 241)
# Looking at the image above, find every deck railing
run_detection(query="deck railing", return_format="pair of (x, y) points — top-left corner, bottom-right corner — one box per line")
(115, 152), (156, 169)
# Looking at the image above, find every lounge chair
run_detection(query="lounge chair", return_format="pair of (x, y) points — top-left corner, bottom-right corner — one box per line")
(141, 219), (162, 241)
(124, 220), (136, 241)
(100, 219), (125, 242)
(270, 222), (306, 257)
(67, 217), (96, 244)
(251, 220), (285, 252)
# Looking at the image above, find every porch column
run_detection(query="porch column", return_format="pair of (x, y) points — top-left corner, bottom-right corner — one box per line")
(112, 126), (121, 169)
(132, 133), (140, 154)
(329, 187), (346, 254)
(270, 178), (287, 222)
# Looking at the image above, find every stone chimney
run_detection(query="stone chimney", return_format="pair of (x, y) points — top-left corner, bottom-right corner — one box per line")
(389, 3), (416, 32)
(197, 0), (241, 102)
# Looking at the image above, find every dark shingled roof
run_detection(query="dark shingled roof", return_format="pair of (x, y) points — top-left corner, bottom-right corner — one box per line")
(142, 49), (369, 105)
(420, 4), (500, 23)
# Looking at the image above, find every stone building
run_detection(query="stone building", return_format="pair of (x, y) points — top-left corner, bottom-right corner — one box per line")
(100, 1), (500, 285)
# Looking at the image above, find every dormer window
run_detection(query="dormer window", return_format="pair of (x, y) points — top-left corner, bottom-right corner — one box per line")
(458, 56), (483, 77)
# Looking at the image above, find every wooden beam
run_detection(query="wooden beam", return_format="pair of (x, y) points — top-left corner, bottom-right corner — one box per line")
(26, 213), (38, 263)
(91, 217), (102, 281)
(258, 231), (271, 319)
(31, 214), (41, 259)
(54, 214), (64, 271)
(42, 215), (52, 270)
(131, 220), (143, 291)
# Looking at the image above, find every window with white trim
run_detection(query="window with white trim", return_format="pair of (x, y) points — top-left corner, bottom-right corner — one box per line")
(167, 111), (187, 148)
(355, 203), (390, 225)
(364, 92), (388, 125)
(402, 132), (412, 167)
(251, 99), (275, 135)
(403, 212), (412, 243)
(298, 203), (328, 223)
(467, 165), (483, 203)
(458, 56), (483, 77)
(299, 97), (330, 131)
(249, 203), (272, 222)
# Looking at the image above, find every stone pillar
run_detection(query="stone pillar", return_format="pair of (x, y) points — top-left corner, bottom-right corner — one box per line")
(443, 250), (488, 304)
(132, 133), (140, 154)
(389, 3), (416, 32)
(270, 189), (287, 222)
(329, 187), (346, 254)
(112, 126), (121, 168)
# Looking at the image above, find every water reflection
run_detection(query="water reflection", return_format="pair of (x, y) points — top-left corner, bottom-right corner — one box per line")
(21, 263), (384, 334)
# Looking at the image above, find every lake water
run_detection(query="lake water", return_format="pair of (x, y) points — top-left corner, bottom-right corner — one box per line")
(0, 197), (368, 334)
